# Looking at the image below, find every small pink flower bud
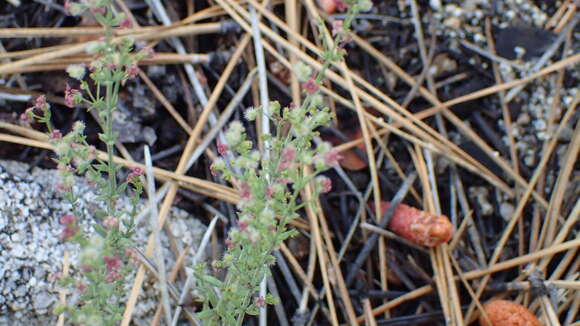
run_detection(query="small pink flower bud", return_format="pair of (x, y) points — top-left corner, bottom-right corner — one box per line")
(225, 238), (234, 249)
(217, 141), (229, 155)
(80, 264), (93, 273)
(278, 146), (297, 171)
(60, 225), (78, 240)
(277, 178), (294, 185)
(335, 0), (348, 11)
(255, 296), (266, 308)
(104, 255), (122, 271)
(106, 271), (122, 283)
(302, 78), (319, 94)
(20, 107), (35, 123)
(318, 176), (332, 193)
(90, 6), (106, 15)
(124, 248), (139, 266)
(238, 220), (249, 232)
(265, 186), (275, 199)
(125, 63), (139, 79)
(324, 149), (343, 166)
(59, 214), (76, 225)
(332, 20), (344, 36)
(103, 216), (119, 229)
(35, 95), (47, 108)
(64, 84), (79, 108)
(119, 17), (132, 29)
(76, 282), (86, 294)
(142, 46), (155, 59)
(127, 167), (144, 182)
(239, 182), (251, 200)
(49, 129), (62, 140)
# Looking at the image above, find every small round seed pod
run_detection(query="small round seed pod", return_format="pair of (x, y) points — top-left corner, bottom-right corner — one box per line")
(378, 201), (453, 247)
(479, 299), (543, 326)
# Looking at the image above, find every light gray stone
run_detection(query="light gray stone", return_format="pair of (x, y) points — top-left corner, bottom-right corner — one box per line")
(0, 160), (206, 325)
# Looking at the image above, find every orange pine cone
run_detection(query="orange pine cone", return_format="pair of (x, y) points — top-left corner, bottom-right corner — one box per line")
(376, 201), (453, 247)
(318, 0), (337, 14)
(479, 299), (543, 326)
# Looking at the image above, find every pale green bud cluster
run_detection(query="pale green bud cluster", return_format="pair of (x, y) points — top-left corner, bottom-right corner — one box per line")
(293, 61), (313, 82)
(66, 64), (86, 80)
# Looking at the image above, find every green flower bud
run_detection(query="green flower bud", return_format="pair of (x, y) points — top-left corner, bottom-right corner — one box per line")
(72, 121), (85, 133)
(244, 107), (257, 121)
(66, 64), (86, 80)
(311, 94), (324, 107)
(212, 158), (226, 171)
(269, 101), (281, 116)
(85, 41), (102, 55)
(317, 142), (332, 154)
(359, 0), (373, 11)
(68, 2), (85, 16)
(54, 142), (70, 157)
(293, 61), (312, 82)
(225, 121), (244, 146)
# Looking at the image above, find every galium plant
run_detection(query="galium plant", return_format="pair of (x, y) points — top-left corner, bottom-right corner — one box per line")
(22, 0), (369, 324)
(196, 0), (370, 324)
(23, 0), (150, 324)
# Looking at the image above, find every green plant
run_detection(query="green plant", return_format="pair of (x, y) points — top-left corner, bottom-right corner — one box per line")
(24, 0), (149, 324)
(23, 0), (370, 324)
(196, 1), (370, 324)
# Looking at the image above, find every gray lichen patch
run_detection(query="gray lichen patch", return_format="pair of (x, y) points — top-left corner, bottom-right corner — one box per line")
(0, 160), (206, 325)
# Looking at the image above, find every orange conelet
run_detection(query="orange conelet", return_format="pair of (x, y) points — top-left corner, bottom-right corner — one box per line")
(376, 201), (453, 247)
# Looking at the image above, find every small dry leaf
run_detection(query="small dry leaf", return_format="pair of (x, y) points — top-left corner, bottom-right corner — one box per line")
(322, 127), (368, 171)
(480, 299), (543, 326)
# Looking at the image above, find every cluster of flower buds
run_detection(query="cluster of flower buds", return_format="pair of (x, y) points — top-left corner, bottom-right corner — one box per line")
(59, 214), (79, 240)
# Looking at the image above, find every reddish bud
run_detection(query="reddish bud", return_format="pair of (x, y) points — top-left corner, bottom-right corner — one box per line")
(103, 216), (119, 229)
(217, 142), (229, 155)
(125, 63), (139, 79)
(106, 271), (122, 283)
(318, 177), (332, 193)
(277, 146), (297, 171)
(225, 238), (234, 249)
(324, 149), (343, 166)
(49, 129), (62, 140)
(35, 95), (47, 110)
(265, 186), (275, 199)
(335, 0), (348, 11)
(119, 17), (132, 29)
(277, 178), (294, 185)
(60, 225), (78, 240)
(127, 167), (144, 181)
(302, 78), (319, 94)
(332, 20), (344, 36)
(142, 46), (155, 59)
(238, 220), (249, 232)
(90, 6), (106, 15)
(255, 296), (266, 308)
(64, 84), (79, 108)
(104, 255), (122, 271)
(59, 214), (76, 225)
(76, 282), (86, 294)
(239, 182), (251, 200)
